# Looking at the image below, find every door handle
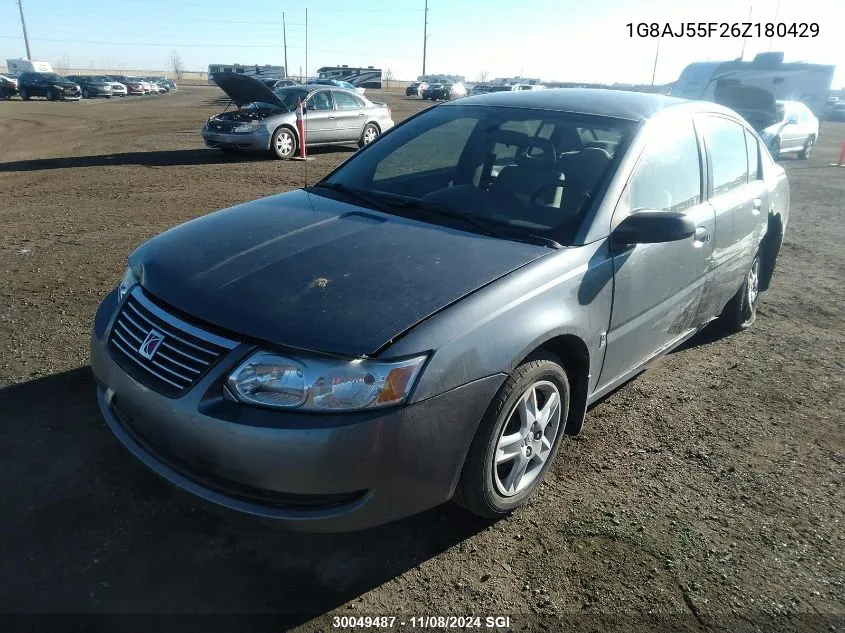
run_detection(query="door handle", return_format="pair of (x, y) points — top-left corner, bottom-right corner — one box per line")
(328, 116), (335, 119)
(752, 198), (762, 214)
(358, 113), (366, 117)
(694, 226), (710, 245)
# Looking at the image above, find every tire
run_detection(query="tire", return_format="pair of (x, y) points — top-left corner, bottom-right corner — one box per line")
(798, 135), (815, 160)
(20, 88), (29, 101)
(271, 126), (296, 159)
(769, 137), (780, 159)
(455, 353), (570, 519)
(0, 86), (9, 100)
(720, 253), (761, 332)
(358, 123), (379, 148)
(82, 88), (89, 99)
(48, 88), (58, 102)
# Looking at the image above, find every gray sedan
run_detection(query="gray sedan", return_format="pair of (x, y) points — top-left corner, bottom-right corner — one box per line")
(202, 73), (394, 159)
(93, 89), (788, 531)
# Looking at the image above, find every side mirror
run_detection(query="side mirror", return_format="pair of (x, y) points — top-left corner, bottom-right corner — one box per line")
(611, 210), (695, 249)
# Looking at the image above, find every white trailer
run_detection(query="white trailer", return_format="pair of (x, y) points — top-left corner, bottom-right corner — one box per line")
(5, 58), (53, 74)
(671, 52), (835, 118)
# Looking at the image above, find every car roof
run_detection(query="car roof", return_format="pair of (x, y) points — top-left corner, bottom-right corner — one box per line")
(448, 88), (694, 121)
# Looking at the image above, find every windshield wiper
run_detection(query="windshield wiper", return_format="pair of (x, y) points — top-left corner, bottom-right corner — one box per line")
(309, 182), (395, 215)
(397, 198), (506, 239)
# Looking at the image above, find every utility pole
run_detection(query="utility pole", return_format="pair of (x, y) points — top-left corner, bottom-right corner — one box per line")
(17, 0), (32, 59)
(282, 12), (288, 78)
(740, 4), (752, 59)
(769, 0), (781, 51)
(650, 37), (661, 87)
(422, 0), (428, 77)
(305, 7), (308, 81)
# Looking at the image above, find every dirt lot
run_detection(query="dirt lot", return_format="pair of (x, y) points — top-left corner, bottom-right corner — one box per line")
(0, 86), (843, 632)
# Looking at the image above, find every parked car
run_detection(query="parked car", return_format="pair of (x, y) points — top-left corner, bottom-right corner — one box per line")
(422, 81), (467, 100)
(713, 85), (818, 159)
(202, 73), (393, 159)
(160, 77), (177, 91)
(406, 81), (428, 97)
(261, 78), (299, 90)
(92, 89), (788, 531)
(16, 72), (81, 101)
(99, 78), (128, 96)
(66, 75), (113, 99)
(827, 101), (845, 122)
(107, 75), (146, 95)
(0, 74), (18, 100)
(760, 101), (820, 159)
(306, 78), (366, 95)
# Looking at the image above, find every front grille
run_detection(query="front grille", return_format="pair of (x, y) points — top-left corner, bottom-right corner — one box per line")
(108, 288), (238, 397)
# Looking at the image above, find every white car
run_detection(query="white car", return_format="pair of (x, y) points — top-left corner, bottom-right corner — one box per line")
(760, 100), (819, 159)
(102, 79), (128, 96)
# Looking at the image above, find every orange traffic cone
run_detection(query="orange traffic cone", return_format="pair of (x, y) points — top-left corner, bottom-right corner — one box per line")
(832, 139), (845, 167)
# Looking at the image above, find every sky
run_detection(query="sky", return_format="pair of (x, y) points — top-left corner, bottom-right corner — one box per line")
(1, 0), (842, 87)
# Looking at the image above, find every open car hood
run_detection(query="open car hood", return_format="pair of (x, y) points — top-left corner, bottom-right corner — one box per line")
(714, 83), (779, 131)
(213, 72), (286, 109)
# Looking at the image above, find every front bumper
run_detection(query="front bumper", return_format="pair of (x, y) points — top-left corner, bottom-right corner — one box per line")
(202, 127), (271, 151)
(90, 289), (502, 532)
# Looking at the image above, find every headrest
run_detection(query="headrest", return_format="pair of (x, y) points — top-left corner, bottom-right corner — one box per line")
(490, 130), (557, 170)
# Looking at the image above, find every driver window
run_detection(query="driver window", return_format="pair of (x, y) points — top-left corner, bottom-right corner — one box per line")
(306, 90), (333, 111)
(612, 119), (701, 229)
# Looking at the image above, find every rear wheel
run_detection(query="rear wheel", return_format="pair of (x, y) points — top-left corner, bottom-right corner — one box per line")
(720, 253), (760, 331)
(271, 127), (296, 159)
(455, 354), (570, 519)
(359, 123), (379, 148)
(20, 88), (29, 100)
(48, 88), (58, 101)
(798, 135), (815, 160)
(82, 88), (90, 99)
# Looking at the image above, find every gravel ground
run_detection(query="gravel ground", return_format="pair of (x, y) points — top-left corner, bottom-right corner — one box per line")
(0, 86), (843, 633)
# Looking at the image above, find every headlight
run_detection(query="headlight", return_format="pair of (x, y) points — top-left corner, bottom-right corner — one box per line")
(118, 266), (138, 301)
(227, 351), (427, 412)
(232, 122), (261, 133)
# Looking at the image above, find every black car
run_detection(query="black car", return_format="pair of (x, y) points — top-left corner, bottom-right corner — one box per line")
(17, 72), (82, 101)
(0, 74), (17, 100)
(405, 81), (422, 97)
(828, 102), (845, 122)
(66, 75), (113, 99)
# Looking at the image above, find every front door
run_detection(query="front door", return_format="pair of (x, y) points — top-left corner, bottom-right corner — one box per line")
(304, 90), (337, 145)
(598, 117), (714, 389)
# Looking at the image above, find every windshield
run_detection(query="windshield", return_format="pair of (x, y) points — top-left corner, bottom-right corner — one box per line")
(320, 104), (633, 245)
(273, 87), (309, 110)
(40, 73), (64, 82)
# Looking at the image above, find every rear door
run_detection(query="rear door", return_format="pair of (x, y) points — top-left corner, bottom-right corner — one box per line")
(331, 90), (367, 142)
(304, 90), (337, 144)
(697, 115), (765, 313)
(779, 104), (802, 150)
(598, 116), (715, 388)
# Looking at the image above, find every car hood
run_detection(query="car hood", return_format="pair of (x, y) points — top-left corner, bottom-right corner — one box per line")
(713, 84), (779, 130)
(129, 189), (548, 357)
(214, 72), (285, 108)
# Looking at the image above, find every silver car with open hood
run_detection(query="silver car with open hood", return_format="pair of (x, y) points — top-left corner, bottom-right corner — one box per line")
(202, 72), (394, 159)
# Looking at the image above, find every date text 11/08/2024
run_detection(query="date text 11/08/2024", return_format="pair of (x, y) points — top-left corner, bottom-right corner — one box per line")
(626, 22), (819, 38)
(332, 616), (512, 629)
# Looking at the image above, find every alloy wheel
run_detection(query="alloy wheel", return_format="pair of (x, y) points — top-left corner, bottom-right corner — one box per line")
(363, 126), (378, 145)
(275, 130), (294, 158)
(493, 380), (562, 497)
(747, 256), (760, 307)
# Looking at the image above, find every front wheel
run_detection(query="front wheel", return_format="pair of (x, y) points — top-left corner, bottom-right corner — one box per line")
(271, 127), (296, 159)
(455, 354), (570, 519)
(20, 88), (29, 100)
(720, 253), (760, 331)
(82, 88), (90, 99)
(48, 88), (58, 101)
(798, 135), (815, 160)
(359, 123), (379, 148)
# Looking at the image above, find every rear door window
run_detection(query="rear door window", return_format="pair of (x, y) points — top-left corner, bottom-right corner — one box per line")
(702, 117), (749, 196)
